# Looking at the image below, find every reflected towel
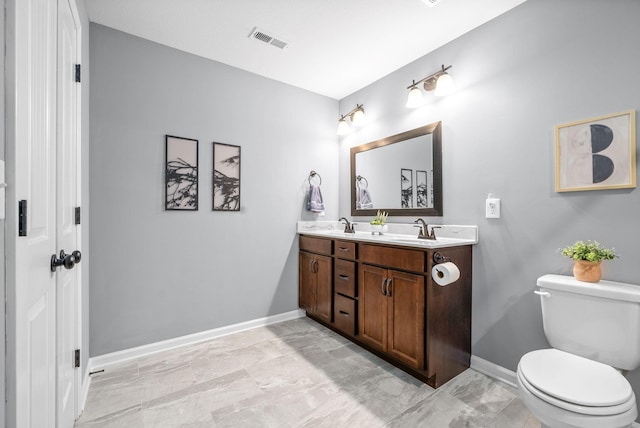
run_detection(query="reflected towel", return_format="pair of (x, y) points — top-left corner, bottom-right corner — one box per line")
(307, 184), (325, 213)
(357, 188), (373, 209)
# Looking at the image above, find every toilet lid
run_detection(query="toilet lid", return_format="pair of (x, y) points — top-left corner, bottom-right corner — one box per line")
(519, 349), (633, 407)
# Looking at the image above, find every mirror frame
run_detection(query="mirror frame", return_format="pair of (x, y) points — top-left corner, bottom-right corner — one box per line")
(350, 121), (442, 217)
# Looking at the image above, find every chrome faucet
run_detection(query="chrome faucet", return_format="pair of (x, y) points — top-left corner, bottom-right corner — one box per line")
(414, 219), (440, 240)
(339, 217), (356, 233)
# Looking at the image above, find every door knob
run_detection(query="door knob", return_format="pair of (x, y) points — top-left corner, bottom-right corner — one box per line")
(50, 249), (81, 272)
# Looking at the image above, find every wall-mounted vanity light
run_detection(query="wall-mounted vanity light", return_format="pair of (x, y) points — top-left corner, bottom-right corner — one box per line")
(337, 104), (366, 135)
(406, 64), (456, 108)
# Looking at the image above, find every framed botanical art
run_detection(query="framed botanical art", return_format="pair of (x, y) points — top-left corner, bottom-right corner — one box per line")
(165, 135), (198, 210)
(555, 110), (636, 192)
(416, 170), (428, 208)
(213, 142), (241, 211)
(400, 168), (413, 208)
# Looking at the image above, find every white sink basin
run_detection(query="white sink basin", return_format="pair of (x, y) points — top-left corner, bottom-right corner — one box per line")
(389, 236), (464, 247)
(317, 229), (365, 236)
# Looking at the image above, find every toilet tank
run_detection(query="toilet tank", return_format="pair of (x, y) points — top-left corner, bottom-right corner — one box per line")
(537, 274), (640, 371)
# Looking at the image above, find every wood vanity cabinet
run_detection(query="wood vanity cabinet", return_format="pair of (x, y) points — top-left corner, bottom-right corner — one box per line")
(359, 264), (424, 370)
(299, 236), (332, 324)
(298, 234), (472, 389)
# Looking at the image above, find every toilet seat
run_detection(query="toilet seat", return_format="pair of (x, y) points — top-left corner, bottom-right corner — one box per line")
(518, 349), (635, 416)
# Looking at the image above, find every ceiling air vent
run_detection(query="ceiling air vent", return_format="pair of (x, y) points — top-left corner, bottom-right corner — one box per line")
(249, 27), (289, 50)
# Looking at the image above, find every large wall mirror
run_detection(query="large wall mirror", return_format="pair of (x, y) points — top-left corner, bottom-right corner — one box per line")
(350, 121), (442, 217)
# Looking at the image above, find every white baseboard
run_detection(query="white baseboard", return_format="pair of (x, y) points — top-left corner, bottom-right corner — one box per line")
(470, 355), (517, 388)
(89, 309), (305, 372)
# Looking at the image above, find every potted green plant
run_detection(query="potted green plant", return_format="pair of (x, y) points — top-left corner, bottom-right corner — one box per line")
(370, 210), (388, 235)
(560, 240), (618, 282)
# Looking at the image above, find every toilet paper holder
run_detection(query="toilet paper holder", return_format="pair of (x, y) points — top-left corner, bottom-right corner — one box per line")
(433, 252), (451, 264)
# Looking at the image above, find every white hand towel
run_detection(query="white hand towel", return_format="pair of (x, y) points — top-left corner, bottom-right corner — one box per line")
(307, 184), (325, 213)
(357, 188), (373, 209)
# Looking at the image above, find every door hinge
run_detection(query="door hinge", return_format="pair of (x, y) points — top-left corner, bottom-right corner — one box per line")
(75, 207), (81, 225)
(74, 349), (80, 368)
(18, 200), (27, 236)
(75, 64), (81, 83)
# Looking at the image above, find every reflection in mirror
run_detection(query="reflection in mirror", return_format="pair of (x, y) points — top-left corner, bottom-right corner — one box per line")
(351, 121), (442, 217)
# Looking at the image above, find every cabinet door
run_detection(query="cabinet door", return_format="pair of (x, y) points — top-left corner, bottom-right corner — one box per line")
(314, 254), (333, 323)
(358, 264), (388, 352)
(387, 270), (425, 369)
(299, 252), (316, 313)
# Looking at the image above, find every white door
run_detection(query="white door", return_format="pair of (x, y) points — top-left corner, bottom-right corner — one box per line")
(8, 0), (82, 426)
(56, 0), (81, 425)
(9, 0), (59, 426)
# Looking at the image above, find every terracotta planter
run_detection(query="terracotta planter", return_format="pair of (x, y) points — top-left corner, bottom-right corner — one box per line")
(573, 260), (602, 283)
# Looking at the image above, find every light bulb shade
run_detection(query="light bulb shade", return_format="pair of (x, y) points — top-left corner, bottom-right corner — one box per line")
(337, 118), (350, 135)
(434, 73), (456, 97)
(351, 108), (366, 127)
(406, 86), (425, 108)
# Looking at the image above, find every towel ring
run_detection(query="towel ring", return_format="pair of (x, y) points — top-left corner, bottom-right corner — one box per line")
(356, 175), (368, 189)
(308, 170), (322, 186)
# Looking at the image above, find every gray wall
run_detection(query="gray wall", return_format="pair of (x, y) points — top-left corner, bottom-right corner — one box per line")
(1, 0), (6, 424)
(339, 0), (640, 415)
(89, 24), (338, 356)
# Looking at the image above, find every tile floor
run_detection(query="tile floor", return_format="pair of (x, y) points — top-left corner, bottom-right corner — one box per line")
(75, 317), (541, 427)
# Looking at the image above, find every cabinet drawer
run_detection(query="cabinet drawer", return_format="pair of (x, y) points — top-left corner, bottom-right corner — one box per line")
(334, 240), (357, 260)
(334, 294), (357, 336)
(360, 244), (425, 272)
(299, 235), (332, 256)
(334, 259), (356, 298)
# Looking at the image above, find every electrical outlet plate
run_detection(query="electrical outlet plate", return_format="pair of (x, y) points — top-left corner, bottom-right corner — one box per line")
(486, 197), (500, 218)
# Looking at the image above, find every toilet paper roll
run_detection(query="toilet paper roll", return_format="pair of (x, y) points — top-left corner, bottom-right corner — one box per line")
(432, 262), (460, 286)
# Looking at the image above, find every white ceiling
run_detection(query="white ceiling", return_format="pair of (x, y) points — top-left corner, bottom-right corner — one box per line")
(86, 0), (527, 100)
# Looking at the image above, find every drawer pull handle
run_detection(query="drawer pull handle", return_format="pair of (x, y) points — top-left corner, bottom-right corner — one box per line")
(339, 275), (349, 281)
(339, 310), (350, 317)
(386, 278), (392, 297)
(381, 278), (387, 296)
(339, 247), (350, 252)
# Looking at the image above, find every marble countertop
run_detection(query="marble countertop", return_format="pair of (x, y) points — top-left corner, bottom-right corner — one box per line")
(297, 221), (478, 250)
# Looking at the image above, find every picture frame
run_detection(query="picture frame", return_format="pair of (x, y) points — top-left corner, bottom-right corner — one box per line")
(416, 170), (428, 208)
(213, 142), (241, 211)
(165, 135), (198, 210)
(555, 110), (636, 192)
(400, 168), (413, 208)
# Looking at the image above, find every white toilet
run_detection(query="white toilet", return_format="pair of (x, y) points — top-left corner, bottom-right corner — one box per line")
(517, 274), (640, 428)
